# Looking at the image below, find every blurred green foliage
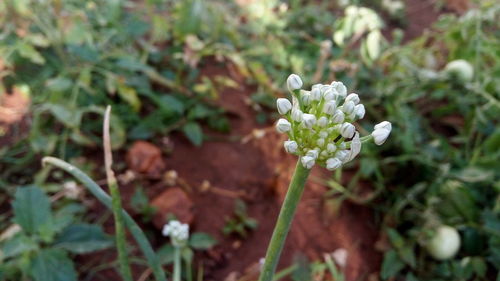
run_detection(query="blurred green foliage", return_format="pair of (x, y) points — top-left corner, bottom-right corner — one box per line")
(0, 0), (499, 280)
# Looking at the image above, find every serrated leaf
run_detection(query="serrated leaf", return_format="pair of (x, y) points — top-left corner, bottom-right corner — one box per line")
(1, 235), (38, 259)
(12, 186), (52, 235)
(189, 233), (217, 250)
(29, 248), (77, 281)
(182, 122), (203, 146)
(54, 224), (113, 254)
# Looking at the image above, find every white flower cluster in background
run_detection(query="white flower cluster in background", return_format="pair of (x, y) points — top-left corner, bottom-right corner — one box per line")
(276, 74), (392, 170)
(162, 220), (189, 247)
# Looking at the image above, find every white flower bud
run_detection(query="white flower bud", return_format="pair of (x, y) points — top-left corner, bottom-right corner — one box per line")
(340, 123), (355, 138)
(276, 118), (291, 133)
(284, 140), (298, 153)
(301, 156), (315, 169)
(323, 100), (337, 115)
(319, 131), (328, 138)
(317, 138), (325, 146)
(353, 104), (365, 119)
(301, 92), (311, 106)
(291, 109), (303, 122)
(287, 74), (303, 91)
(320, 151), (328, 157)
(372, 128), (391, 145)
(374, 121), (392, 132)
(311, 87), (322, 101)
(302, 114), (316, 129)
(331, 81), (347, 98)
(306, 149), (319, 159)
(277, 98), (292, 115)
(345, 93), (360, 105)
(335, 150), (349, 162)
(318, 116), (328, 127)
(323, 88), (335, 101)
(327, 143), (337, 153)
(332, 110), (345, 124)
(326, 158), (342, 170)
(342, 101), (355, 114)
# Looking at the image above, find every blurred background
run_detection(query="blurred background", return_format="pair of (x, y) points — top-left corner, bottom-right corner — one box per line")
(0, 0), (499, 280)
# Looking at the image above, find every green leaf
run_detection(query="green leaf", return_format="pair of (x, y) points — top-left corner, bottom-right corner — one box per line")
(55, 224), (113, 254)
(182, 122), (203, 146)
(46, 77), (73, 92)
(1, 235), (38, 259)
(189, 233), (217, 250)
(12, 186), (52, 235)
(29, 248), (77, 281)
(158, 95), (185, 114)
(16, 42), (45, 64)
(45, 104), (82, 128)
(157, 244), (175, 265)
(380, 250), (405, 279)
(117, 84), (141, 112)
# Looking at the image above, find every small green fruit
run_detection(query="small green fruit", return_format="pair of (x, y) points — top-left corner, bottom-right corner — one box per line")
(444, 59), (474, 82)
(426, 225), (461, 260)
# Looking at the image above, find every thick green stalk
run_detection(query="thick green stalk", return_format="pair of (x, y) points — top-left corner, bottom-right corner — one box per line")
(258, 159), (311, 281)
(42, 157), (167, 281)
(108, 179), (133, 281)
(173, 247), (181, 281)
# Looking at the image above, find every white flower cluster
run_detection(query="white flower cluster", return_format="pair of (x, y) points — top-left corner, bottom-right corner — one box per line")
(162, 220), (189, 247)
(276, 74), (392, 170)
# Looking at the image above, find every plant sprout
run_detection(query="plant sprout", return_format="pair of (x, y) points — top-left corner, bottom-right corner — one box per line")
(258, 74), (391, 281)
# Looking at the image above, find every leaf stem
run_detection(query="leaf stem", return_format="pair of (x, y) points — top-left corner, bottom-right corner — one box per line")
(258, 158), (311, 281)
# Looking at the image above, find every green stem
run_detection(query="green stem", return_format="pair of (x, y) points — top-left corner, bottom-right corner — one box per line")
(173, 247), (181, 281)
(109, 178), (133, 281)
(258, 158), (311, 281)
(42, 157), (168, 281)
